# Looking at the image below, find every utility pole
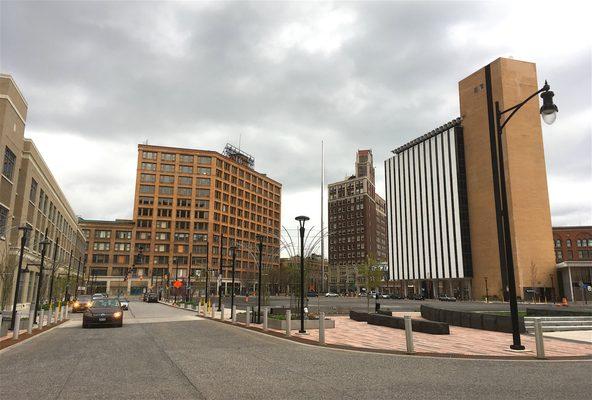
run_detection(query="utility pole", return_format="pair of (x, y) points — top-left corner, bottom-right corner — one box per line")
(218, 233), (224, 311)
(257, 235), (263, 324)
(205, 239), (209, 304)
(33, 229), (50, 324)
(63, 244), (74, 303)
(187, 252), (192, 302)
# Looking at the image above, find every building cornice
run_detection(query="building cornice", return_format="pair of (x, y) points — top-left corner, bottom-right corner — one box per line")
(391, 117), (462, 154)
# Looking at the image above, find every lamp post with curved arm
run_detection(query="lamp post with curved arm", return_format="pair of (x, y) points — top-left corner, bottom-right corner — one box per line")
(495, 80), (558, 350)
(295, 216), (309, 334)
(10, 225), (32, 330)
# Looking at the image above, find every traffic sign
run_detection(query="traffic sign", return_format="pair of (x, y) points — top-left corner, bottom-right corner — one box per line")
(173, 280), (183, 289)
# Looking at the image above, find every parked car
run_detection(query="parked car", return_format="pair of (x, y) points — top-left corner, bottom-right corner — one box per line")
(118, 297), (130, 310)
(92, 293), (107, 300)
(325, 292), (339, 297)
(408, 293), (425, 300)
(389, 293), (403, 300)
(307, 291), (318, 297)
(146, 292), (158, 303)
(72, 295), (93, 313)
(142, 292), (148, 302)
(82, 298), (123, 328)
(438, 294), (457, 302)
(380, 293), (390, 299)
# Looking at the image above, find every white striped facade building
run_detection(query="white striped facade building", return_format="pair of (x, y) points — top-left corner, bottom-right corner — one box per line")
(384, 118), (473, 298)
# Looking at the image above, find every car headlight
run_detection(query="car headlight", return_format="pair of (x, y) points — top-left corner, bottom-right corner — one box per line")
(74, 301), (80, 307)
(113, 311), (122, 318)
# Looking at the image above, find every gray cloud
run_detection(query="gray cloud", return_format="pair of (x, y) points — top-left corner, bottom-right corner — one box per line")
(1, 1), (590, 227)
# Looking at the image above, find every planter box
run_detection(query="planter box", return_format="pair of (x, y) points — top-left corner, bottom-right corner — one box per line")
(350, 311), (449, 335)
(420, 305), (526, 333)
(236, 313), (335, 330)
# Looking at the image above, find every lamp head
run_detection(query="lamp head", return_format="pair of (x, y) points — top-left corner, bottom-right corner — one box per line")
(540, 88), (558, 125)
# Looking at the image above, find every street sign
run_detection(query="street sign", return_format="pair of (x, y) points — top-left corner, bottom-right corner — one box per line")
(587, 285), (592, 292)
(173, 280), (183, 289)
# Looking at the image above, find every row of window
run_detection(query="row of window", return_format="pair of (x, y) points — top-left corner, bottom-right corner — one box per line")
(139, 185), (210, 197)
(141, 162), (211, 175)
(142, 151), (211, 165)
(555, 238), (592, 248)
(140, 174), (211, 186)
(556, 249), (592, 261)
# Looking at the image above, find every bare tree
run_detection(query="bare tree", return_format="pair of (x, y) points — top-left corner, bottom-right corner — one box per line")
(529, 260), (538, 303)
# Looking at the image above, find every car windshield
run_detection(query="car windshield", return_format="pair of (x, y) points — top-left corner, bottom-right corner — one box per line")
(78, 296), (91, 301)
(91, 299), (120, 308)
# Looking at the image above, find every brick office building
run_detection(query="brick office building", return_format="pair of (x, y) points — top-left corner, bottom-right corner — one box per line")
(327, 150), (388, 293)
(81, 143), (281, 296)
(553, 226), (592, 302)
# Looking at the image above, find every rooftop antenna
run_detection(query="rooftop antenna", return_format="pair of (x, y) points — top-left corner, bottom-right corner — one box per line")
(320, 140), (325, 293)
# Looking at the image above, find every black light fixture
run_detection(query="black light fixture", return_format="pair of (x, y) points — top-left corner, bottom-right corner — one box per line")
(295, 215), (309, 334)
(540, 85), (558, 125)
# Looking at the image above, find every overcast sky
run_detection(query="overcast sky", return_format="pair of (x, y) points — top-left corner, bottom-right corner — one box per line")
(1, 1), (590, 242)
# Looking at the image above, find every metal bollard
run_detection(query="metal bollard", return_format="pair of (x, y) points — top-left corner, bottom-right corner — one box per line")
(197, 303), (202, 315)
(285, 310), (291, 336)
(13, 314), (21, 340)
(319, 312), (326, 344)
(404, 315), (414, 354)
(221, 304), (225, 321)
(232, 306), (237, 323)
(534, 318), (546, 359)
(64, 305), (69, 320)
(263, 307), (268, 331)
(28, 311), (35, 334)
(246, 307), (251, 327)
(210, 305), (215, 318)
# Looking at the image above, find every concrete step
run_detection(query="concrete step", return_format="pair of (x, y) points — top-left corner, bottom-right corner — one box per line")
(526, 325), (592, 333)
(525, 320), (592, 326)
(524, 316), (592, 321)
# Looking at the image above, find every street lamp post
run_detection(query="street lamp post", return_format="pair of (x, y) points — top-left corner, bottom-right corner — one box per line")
(205, 239), (210, 305)
(63, 246), (74, 303)
(484, 277), (489, 303)
(218, 233), (224, 312)
(257, 235), (263, 324)
(74, 258), (82, 298)
(494, 80), (558, 350)
(48, 237), (60, 307)
(295, 215), (309, 334)
(187, 252), (192, 302)
(231, 245), (236, 319)
(549, 273), (555, 303)
(33, 233), (51, 325)
(10, 226), (32, 330)
(174, 257), (179, 303)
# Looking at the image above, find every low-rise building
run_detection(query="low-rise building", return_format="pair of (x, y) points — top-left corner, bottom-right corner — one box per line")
(553, 226), (592, 302)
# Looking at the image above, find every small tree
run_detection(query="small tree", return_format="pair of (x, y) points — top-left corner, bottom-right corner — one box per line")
(529, 260), (538, 303)
(357, 257), (383, 312)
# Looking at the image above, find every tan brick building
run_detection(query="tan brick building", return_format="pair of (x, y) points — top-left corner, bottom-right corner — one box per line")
(385, 58), (557, 301)
(1, 74), (86, 311)
(81, 143), (281, 296)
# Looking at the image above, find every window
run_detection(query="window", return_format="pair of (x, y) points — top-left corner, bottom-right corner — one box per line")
(178, 187), (192, 196)
(114, 243), (131, 251)
(555, 239), (561, 248)
(566, 239), (571, 247)
(155, 232), (170, 240)
(116, 231), (132, 239)
(136, 231), (151, 240)
(197, 178), (210, 186)
(161, 153), (176, 161)
(95, 230), (111, 239)
(174, 233), (189, 242)
(193, 233), (207, 242)
(2, 147), (16, 180)
(154, 244), (169, 252)
(92, 254), (110, 264)
(29, 179), (38, 203)
(159, 186), (173, 195)
(161, 164), (175, 172)
(180, 154), (194, 163)
(196, 200), (209, 208)
(198, 167), (211, 175)
(160, 175), (174, 184)
(140, 185), (155, 194)
(143, 151), (156, 160)
(179, 176), (192, 186)
(196, 189), (210, 198)
(177, 199), (191, 207)
(140, 174), (156, 183)
(198, 156), (211, 165)
(156, 220), (170, 229)
(93, 242), (110, 251)
(179, 165), (193, 173)
(139, 196), (153, 205)
(195, 211), (208, 219)
(141, 162), (156, 171)
(176, 221), (190, 230)
(0, 205), (8, 237)
(158, 198), (173, 206)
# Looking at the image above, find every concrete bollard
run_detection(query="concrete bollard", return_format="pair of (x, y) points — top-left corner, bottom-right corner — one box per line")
(285, 310), (291, 336)
(246, 307), (251, 327)
(232, 306), (237, 323)
(534, 318), (546, 359)
(197, 303), (202, 315)
(404, 315), (414, 354)
(263, 307), (268, 331)
(319, 312), (326, 344)
(210, 305), (215, 318)
(13, 314), (21, 340)
(38, 310), (44, 329)
(28, 310), (35, 334)
(64, 305), (69, 320)
(221, 304), (225, 321)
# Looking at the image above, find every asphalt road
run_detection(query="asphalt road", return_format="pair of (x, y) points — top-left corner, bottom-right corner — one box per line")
(0, 301), (589, 400)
